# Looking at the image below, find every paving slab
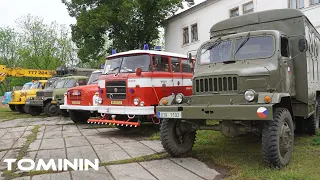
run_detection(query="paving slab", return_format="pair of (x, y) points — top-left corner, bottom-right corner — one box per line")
(0, 131), (6, 138)
(93, 143), (130, 162)
(38, 126), (45, 132)
(79, 129), (99, 136)
(67, 146), (98, 164)
(45, 125), (63, 132)
(40, 138), (64, 150)
(32, 171), (70, 180)
(71, 167), (114, 180)
(8, 127), (27, 132)
(22, 151), (37, 161)
(1, 131), (24, 139)
(28, 140), (41, 151)
(0, 171), (4, 180)
(35, 149), (66, 162)
(109, 137), (136, 143)
(21, 131), (33, 138)
(12, 176), (30, 180)
(76, 124), (92, 130)
(43, 130), (63, 139)
(0, 139), (17, 150)
(36, 131), (44, 140)
(96, 128), (118, 133)
(62, 125), (79, 131)
(171, 158), (220, 180)
(140, 159), (203, 180)
(25, 126), (35, 131)
(0, 151), (7, 160)
(85, 136), (113, 145)
(140, 141), (165, 153)
(0, 149), (20, 170)
(117, 141), (155, 158)
(65, 136), (90, 147)
(107, 162), (156, 180)
(12, 138), (27, 148)
(62, 130), (82, 138)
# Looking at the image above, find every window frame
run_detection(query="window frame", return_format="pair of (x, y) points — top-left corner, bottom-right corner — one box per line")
(230, 7), (239, 18)
(191, 23), (198, 42)
(170, 57), (181, 73)
(182, 27), (189, 45)
(181, 58), (194, 73)
(289, 0), (305, 9)
(243, 1), (254, 14)
(310, 0), (320, 6)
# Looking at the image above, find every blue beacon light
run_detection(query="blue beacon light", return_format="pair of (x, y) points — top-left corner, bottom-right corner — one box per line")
(143, 44), (149, 50)
(129, 89), (134, 93)
(112, 49), (117, 54)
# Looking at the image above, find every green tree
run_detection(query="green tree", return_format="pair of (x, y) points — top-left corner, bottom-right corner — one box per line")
(63, 0), (194, 63)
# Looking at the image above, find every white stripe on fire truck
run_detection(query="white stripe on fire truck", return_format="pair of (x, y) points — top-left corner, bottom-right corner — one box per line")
(127, 78), (192, 88)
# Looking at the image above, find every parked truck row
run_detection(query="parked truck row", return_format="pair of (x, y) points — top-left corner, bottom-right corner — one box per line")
(2, 8), (319, 169)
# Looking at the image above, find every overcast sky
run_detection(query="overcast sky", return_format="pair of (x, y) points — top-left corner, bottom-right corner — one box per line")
(0, 0), (204, 29)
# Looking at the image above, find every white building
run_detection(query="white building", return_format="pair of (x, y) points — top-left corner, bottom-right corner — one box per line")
(164, 0), (320, 54)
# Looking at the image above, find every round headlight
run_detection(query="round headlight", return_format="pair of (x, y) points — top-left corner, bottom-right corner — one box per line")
(98, 97), (103, 104)
(140, 101), (145, 107)
(244, 90), (255, 102)
(133, 98), (139, 106)
(175, 94), (184, 104)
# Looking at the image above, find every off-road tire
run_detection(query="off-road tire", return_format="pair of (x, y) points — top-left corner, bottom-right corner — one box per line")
(69, 110), (89, 123)
(29, 106), (42, 116)
(16, 105), (26, 114)
(262, 108), (294, 169)
(160, 119), (196, 157)
(9, 105), (16, 112)
(59, 109), (69, 117)
(44, 103), (59, 117)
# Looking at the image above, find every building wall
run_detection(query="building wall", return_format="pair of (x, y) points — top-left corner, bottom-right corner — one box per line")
(165, 0), (320, 54)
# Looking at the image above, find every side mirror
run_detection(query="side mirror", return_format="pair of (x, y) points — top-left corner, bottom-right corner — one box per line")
(299, 39), (308, 52)
(136, 68), (142, 76)
(188, 53), (193, 63)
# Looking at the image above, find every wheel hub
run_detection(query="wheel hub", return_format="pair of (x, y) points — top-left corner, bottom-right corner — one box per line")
(49, 105), (58, 114)
(280, 122), (292, 156)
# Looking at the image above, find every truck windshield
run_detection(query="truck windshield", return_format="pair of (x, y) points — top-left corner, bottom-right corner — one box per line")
(103, 54), (151, 74)
(55, 80), (66, 88)
(87, 72), (102, 84)
(199, 40), (232, 64)
(64, 79), (75, 88)
(30, 82), (41, 89)
(21, 84), (32, 90)
(235, 36), (274, 60)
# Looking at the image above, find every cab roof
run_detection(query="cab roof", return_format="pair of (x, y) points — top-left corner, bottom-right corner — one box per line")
(210, 9), (305, 33)
(107, 50), (188, 59)
(60, 76), (88, 80)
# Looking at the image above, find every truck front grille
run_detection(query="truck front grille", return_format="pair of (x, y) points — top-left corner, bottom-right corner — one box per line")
(195, 76), (238, 93)
(36, 91), (44, 97)
(106, 81), (126, 99)
(69, 90), (82, 101)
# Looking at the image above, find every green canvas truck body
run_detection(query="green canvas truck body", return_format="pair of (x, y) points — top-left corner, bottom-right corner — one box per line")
(156, 9), (320, 169)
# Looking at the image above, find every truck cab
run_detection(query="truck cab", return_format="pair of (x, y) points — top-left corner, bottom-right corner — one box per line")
(9, 80), (47, 113)
(51, 76), (89, 117)
(87, 49), (194, 128)
(26, 77), (61, 116)
(156, 9), (320, 169)
(2, 82), (33, 111)
(59, 70), (103, 123)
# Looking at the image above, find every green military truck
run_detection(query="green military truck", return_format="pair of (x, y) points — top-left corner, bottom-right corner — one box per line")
(26, 77), (61, 116)
(156, 9), (320, 169)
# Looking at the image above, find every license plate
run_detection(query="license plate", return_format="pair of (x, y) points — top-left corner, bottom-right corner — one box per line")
(158, 112), (182, 119)
(111, 101), (122, 105)
(72, 101), (80, 105)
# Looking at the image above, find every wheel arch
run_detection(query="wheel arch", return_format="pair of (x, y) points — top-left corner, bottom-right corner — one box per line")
(273, 96), (294, 120)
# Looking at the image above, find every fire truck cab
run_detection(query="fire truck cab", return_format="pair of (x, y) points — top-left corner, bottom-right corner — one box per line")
(88, 49), (194, 128)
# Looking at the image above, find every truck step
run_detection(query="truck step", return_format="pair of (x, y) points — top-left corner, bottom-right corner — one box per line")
(87, 119), (140, 127)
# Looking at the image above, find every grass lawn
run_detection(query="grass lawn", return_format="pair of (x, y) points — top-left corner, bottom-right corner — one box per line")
(191, 130), (320, 180)
(0, 106), (44, 121)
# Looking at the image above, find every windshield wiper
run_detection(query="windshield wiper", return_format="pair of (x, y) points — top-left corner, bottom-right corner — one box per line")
(202, 37), (222, 54)
(234, 32), (251, 57)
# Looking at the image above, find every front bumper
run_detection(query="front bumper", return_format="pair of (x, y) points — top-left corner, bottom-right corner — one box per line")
(27, 100), (43, 106)
(156, 104), (274, 120)
(60, 104), (99, 111)
(8, 102), (25, 105)
(98, 106), (155, 115)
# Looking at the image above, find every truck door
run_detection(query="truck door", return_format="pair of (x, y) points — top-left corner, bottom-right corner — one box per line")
(281, 36), (295, 95)
(170, 57), (182, 94)
(181, 58), (193, 96)
(152, 55), (173, 98)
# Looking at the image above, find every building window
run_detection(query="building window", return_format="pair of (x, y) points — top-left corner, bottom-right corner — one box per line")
(230, 8), (239, 18)
(289, 0), (304, 9)
(243, 1), (254, 14)
(191, 24), (198, 42)
(183, 27), (189, 45)
(311, 0), (320, 5)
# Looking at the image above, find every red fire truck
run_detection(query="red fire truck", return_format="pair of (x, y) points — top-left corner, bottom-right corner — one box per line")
(76, 49), (194, 127)
(59, 70), (102, 122)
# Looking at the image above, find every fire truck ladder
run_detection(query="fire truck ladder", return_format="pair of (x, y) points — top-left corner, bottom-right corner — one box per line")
(88, 114), (140, 127)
